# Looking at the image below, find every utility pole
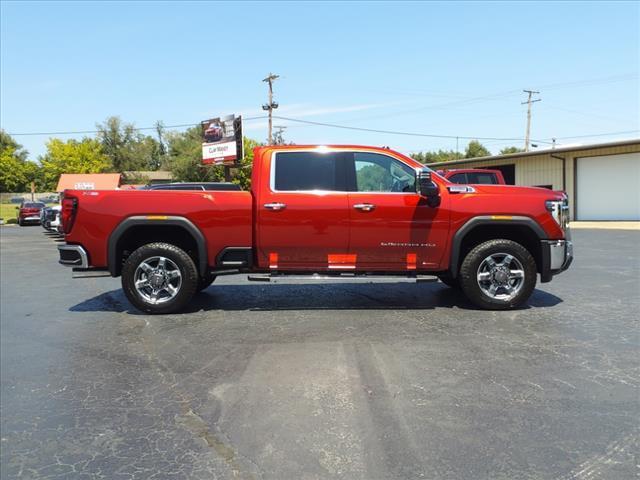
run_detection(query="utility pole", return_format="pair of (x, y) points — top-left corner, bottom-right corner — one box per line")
(262, 73), (279, 145)
(522, 89), (541, 152)
(273, 125), (287, 145)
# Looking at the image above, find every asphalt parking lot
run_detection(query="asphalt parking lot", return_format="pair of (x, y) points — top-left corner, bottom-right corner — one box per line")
(1, 226), (638, 480)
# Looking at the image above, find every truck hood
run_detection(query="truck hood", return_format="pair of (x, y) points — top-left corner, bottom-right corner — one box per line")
(464, 184), (565, 200)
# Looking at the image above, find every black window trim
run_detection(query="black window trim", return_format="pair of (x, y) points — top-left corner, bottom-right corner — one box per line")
(270, 150), (350, 193)
(347, 151), (418, 194)
(269, 148), (421, 194)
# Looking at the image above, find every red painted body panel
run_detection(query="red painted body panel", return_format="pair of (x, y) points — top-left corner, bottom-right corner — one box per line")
(64, 190), (252, 268)
(257, 190), (350, 269)
(347, 192), (450, 269)
(64, 144), (566, 274)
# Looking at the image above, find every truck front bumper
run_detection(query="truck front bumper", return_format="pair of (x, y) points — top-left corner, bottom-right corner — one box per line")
(58, 244), (89, 269)
(540, 233), (573, 283)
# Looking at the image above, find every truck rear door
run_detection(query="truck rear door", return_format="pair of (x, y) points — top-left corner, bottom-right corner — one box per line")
(256, 150), (351, 270)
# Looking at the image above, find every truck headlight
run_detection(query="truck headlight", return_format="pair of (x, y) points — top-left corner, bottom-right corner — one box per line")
(545, 198), (570, 230)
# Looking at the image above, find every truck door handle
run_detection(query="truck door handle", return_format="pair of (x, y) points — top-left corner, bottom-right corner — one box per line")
(264, 202), (286, 211)
(353, 203), (376, 212)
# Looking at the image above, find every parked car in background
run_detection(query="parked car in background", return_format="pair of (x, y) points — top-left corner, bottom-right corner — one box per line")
(41, 194), (61, 203)
(41, 205), (62, 231)
(143, 182), (242, 191)
(17, 201), (45, 226)
(40, 207), (49, 227)
(10, 197), (25, 204)
(437, 168), (506, 185)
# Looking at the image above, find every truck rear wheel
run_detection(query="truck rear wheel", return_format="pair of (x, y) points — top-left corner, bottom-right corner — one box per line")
(459, 239), (536, 310)
(121, 242), (198, 314)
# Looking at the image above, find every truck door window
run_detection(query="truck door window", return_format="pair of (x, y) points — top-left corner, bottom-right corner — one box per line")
(466, 172), (497, 184)
(448, 173), (468, 184)
(353, 152), (416, 193)
(273, 152), (345, 191)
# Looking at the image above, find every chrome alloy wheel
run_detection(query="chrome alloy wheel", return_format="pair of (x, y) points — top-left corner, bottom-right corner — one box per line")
(134, 256), (182, 304)
(476, 253), (525, 301)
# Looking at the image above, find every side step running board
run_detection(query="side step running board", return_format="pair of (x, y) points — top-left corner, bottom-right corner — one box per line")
(247, 273), (438, 283)
(72, 269), (112, 279)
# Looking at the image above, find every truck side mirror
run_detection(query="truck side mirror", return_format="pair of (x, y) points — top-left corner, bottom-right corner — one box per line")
(417, 169), (441, 207)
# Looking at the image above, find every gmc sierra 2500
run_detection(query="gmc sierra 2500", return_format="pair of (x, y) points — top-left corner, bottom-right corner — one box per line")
(58, 145), (572, 314)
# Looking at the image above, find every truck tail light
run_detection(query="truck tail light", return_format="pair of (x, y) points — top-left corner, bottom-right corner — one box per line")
(61, 196), (78, 234)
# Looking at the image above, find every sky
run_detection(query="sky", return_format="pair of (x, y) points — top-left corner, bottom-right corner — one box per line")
(1, 1), (639, 159)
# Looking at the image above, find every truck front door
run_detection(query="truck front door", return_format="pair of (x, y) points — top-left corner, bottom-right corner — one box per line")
(347, 151), (449, 271)
(257, 150), (351, 270)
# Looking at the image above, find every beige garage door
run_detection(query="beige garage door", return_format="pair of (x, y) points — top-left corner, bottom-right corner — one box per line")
(576, 152), (640, 220)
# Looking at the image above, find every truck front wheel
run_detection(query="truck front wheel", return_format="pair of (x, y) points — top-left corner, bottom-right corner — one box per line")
(121, 242), (198, 314)
(459, 239), (537, 310)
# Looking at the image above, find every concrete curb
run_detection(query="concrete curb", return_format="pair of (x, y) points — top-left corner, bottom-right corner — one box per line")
(570, 221), (640, 231)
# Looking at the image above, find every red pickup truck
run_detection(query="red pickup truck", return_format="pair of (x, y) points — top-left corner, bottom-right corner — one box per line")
(57, 145), (572, 314)
(437, 168), (506, 185)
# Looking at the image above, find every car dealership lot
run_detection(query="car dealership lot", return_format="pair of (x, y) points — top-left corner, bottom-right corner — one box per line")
(1, 226), (638, 479)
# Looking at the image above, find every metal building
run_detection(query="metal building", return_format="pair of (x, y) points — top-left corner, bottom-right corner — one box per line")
(428, 139), (640, 221)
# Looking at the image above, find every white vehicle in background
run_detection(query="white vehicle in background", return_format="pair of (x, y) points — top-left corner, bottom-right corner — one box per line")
(41, 205), (62, 232)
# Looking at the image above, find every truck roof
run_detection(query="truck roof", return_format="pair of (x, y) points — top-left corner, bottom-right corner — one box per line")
(254, 144), (425, 168)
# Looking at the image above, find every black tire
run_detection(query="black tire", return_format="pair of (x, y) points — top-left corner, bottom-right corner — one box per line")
(437, 274), (460, 289)
(18, 218), (23, 226)
(121, 242), (198, 314)
(197, 273), (216, 292)
(459, 239), (537, 310)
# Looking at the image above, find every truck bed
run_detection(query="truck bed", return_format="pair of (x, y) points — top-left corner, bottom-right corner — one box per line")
(64, 189), (253, 269)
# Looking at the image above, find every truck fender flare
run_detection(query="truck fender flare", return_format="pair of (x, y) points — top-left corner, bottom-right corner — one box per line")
(108, 216), (208, 277)
(449, 215), (546, 278)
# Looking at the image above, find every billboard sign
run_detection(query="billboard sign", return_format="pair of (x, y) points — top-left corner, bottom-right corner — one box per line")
(201, 115), (243, 165)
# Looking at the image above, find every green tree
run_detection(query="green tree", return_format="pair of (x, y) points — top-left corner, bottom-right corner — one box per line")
(39, 138), (111, 190)
(464, 140), (491, 158)
(411, 149), (463, 164)
(1, 129), (28, 161)
(0, 130), (40, 192)
(231, 137), (261, 190)
(165, 126), (222, 182)
(499, 146), (525, 155)
(96, 116), (163, 172)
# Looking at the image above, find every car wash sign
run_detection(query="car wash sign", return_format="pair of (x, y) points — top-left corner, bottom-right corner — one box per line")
(201, 115), (243, 165)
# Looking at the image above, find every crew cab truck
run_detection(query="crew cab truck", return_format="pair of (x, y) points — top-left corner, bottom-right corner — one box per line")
(57, 145), (572, 314)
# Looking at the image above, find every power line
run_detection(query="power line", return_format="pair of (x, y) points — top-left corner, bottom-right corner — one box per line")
(5, 114), (528, 141)
(271, 115), (527, 142)
(545, 130), (640, 140)
(5, 115), (637, 146)
(330, 73), (638, 126)
(6, 116), (267, 136)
